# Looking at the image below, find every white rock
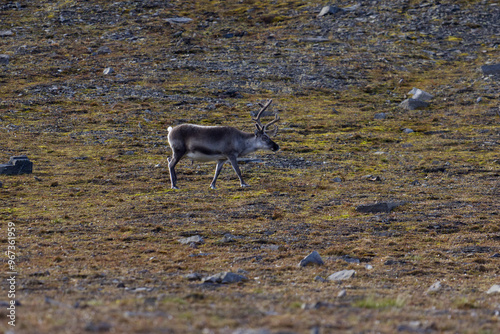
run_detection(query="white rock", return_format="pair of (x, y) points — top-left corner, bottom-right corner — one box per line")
(408, 88), (433, 101)
(486, 284), (500, 294)
(426, 281), (442, 294)
(318, 5), (343, 17)
(178, 235), (204, 245)
(327, 270), (356, 281)
(165, 17), (193, 24)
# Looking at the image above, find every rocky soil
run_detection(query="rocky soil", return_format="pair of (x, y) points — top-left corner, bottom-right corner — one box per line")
(0, 1), (499, 333)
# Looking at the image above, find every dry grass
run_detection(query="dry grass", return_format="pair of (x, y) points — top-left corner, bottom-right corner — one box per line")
(1, 0), (499, 333)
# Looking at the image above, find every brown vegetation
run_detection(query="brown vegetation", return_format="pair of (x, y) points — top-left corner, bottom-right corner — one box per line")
(0, 0), (499, 333)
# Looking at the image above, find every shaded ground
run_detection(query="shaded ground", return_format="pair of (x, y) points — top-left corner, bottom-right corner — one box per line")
(0, 0), (499, 333)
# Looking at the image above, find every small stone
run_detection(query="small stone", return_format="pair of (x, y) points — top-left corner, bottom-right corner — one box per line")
(403, 128), (414, 134)
(332, 177), (342, 183)
(318, 5), (343, 17)
(203, 272), (248, 284)
(178, 235), (204, 245)
(186, 273), (202, 281)
(374, 112), (386, 120)
(299, 250), (325, 267)
(365, 264), (373, 270)
(327, 269), (356, 282)
(84, 322), (112, 332)
(97, 46), (111, 54)
(337, 289), (347, 298)
(314, 276), (327, 282)
(399, 98), (429, 110)
(481, 64), (500, 75)
(0, 30), (13, 37)
(165, 17), (193, 24)
(426, 281), (442, 295)
(341, 256), (360, 264)
(221, 233), (236, 243)
(0, 54), (10, 65)
(103, 67), (114, 75)
(486, 284), (500, 294)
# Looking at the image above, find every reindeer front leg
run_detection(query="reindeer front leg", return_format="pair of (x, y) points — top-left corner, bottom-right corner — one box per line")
(227, 155), (250, 188)
(210, 160), (226, 189)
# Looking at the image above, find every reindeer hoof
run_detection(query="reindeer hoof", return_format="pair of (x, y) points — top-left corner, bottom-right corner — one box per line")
(240, 183), (250, 188)
(210, 184), (217, 190)
(171, 186), (179, 190)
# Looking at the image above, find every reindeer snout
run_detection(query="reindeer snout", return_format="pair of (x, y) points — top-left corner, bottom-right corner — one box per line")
(272, 143), (280, 152)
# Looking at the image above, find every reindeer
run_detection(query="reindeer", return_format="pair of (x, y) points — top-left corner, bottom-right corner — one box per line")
(167, 99), (280, 189)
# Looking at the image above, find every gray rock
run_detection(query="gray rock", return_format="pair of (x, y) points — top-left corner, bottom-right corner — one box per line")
(374, 112), (387, 120)
(403, 128), (414, 134)
(0, 54), (10, 65)
(318, 5), (343, 17)
(310, 326), (321, 334)
(314, 276), (327, 282)
(408, 88), (433, 101)
(165, 17), (193, 24)
(186, 273), (202, 281)
(343, 4), (361, 12)
(332, 177), (342, 183)
(355, 202), (403, 213)
(299, 250), (324, 267)
(341, 255), (360, 264)
(203, 272), (248, 284)
(299, 37), (330, 43)
(178, 235), (204, 245)
(426, 281), (442, 295)
(337, 289), (347, 298)
(481, 64), (500, 75)
(327, 269), (356, 281)
(486, 284), (500, 294)
(220, 233), (236, 243)
(84, 322), (112, 332)
(103, 67), (114, 75)
(97, 46), (111, 54)
(399, 98), (429, 110)
(0, 30), (13, 37)
(233, 329), (270, 334)
(0, 156), (33, 175)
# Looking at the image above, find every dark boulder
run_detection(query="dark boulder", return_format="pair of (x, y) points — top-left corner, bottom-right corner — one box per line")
(0, 155), (33, 175)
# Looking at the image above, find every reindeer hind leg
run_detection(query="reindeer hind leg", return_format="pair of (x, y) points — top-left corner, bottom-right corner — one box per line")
(168, 150), (184, 189)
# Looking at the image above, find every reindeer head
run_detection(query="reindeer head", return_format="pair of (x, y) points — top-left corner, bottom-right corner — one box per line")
(252, 99), (280, 152)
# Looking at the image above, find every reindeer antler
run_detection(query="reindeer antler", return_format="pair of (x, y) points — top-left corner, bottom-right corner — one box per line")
(252, 99), (280, 136)
(252, 99), (273, 131)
